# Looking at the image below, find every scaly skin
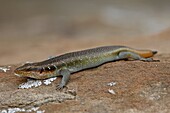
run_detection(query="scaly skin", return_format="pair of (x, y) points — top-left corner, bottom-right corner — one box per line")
(14, 46), (158, 89)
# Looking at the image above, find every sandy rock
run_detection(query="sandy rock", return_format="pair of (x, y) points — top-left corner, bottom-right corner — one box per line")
(0, 54), (169, 113)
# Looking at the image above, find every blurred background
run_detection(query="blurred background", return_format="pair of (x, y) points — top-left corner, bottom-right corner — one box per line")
(0, 0), (170, 65)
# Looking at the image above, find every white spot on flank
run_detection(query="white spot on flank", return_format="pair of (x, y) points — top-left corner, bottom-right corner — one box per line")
(108, 89), (116, 95)
(0, 67), (10, 72)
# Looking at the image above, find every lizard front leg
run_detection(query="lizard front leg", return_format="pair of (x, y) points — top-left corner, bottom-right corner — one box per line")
(56, 68), (71, 90)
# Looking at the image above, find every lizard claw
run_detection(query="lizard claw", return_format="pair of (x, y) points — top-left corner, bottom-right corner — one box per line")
(153, 59), (160, 62)
(148, 58), (160, 62)
(56, 84), (66, 90)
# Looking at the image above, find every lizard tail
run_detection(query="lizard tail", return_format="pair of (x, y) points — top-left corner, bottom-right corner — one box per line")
(136, 50), (157, 58)
(152, 51), (157, 55)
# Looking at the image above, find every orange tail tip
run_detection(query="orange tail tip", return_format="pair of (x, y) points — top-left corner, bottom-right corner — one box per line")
(137, 50), (158, 58)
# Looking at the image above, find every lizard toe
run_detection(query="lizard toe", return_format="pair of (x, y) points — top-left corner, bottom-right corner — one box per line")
(56, 84), (65, 90)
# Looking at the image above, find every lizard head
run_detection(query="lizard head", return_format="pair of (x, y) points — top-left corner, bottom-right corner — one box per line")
(14, 63), (57, 79)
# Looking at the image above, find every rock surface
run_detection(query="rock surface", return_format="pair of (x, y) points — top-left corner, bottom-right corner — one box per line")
(0, 54), (169, 113)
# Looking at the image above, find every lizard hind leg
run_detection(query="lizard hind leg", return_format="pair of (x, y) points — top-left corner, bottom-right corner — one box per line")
(118, 51), (156, 62)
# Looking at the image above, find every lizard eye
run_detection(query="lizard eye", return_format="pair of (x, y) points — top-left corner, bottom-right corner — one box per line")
(43, 65), (56, 72)
(40, 68), (43, 74)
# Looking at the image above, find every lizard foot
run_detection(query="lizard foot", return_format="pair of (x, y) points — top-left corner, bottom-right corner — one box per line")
(56, 84), (67, 90)
(142, 58), (160, 62)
